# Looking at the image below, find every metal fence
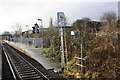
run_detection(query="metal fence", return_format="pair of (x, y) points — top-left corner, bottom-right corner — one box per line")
(10, 38), (43, 47)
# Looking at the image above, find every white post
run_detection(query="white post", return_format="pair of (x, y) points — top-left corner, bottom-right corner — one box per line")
(60, 28), (65, 68)
(80, 39), (83, 72)
(64, 25), (68, 70)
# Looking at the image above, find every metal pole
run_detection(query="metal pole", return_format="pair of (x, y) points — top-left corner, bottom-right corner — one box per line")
(41, 20), (43, 39)
(20, 28), (22, 43)
(80, 39), (83, 72)
(41, 20), (44, 48)
(26, 25), (29, 45)
(60, 27), (65, 69)
(35, 33), (37, 48)
(64, 25), (68, 70)
(38, 19), (44, 48)
(57, 12), (65, 70)
(15, 31), (16, 43)
(26, 25), (29, 38)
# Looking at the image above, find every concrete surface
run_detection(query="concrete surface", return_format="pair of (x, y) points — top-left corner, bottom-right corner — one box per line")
(7, 41), (60, 70)
(0, 42), (2, 79)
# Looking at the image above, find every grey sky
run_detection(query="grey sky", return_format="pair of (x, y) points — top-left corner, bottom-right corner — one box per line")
(0, 0), (119, 33)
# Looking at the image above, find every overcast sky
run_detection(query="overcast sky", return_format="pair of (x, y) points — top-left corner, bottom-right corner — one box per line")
(0, 0), (119, 34)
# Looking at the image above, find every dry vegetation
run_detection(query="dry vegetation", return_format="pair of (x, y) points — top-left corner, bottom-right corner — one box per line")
(41, 11), (120, 79)
(19, 11), (120, 79)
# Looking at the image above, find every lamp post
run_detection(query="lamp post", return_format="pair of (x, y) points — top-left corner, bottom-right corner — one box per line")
(38, 19), (44, 48)
(19, 28), (22, 43)
(26, 25), (29, 38)
(26, 25), (29, 45)
(71, 31), (85, 73)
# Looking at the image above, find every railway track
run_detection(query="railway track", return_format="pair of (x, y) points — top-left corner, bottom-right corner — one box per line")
(2, 43), (50, 80)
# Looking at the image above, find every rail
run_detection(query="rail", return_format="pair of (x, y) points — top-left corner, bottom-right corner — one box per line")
(2, 43), (50, 80)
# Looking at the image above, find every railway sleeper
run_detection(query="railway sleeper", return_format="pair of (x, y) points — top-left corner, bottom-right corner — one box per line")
(16, 66), (32, 69)
(17, 69), (35, 72)
(20, 73), (39, 77)
(14, 63), (29, 66)
(19, 72), (37, 75)
(22, 76), (43, 80)
(18, 70), (35, 73)
(16, 66), (32, 70)
(21, 74), (40, 78)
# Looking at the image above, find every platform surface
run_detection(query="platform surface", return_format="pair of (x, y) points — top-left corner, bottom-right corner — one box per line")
(0, 43), (2, 80)
(6, 41), (60, 70)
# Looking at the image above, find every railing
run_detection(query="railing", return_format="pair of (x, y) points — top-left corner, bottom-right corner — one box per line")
(9, 38), (43, 47)
(74, 56), (86, 72)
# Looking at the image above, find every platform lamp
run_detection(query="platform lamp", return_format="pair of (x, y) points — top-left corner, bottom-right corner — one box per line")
(71, 31), (84, 72)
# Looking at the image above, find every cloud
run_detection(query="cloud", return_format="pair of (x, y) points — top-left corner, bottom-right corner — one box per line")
(0, 0), (118, 33)
(54, 0), (119, 2)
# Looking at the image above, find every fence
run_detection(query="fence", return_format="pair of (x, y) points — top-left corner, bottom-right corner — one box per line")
(10, 38), (43, 47)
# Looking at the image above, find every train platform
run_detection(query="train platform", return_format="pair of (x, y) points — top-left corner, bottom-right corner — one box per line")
(5, 41), (61, 70)
(0, 43), (2, 80)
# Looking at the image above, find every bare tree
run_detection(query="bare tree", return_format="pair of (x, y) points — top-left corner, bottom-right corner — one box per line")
(100, 11), (118, 46)
(100, 11), (117, 26)
(11, 23), (23, 37)
(72, 17), (91, 31)
(49, 17), (54, 28)
(64, 17), (70, 26)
